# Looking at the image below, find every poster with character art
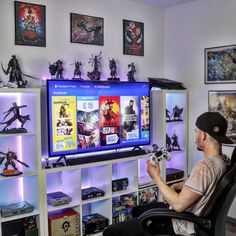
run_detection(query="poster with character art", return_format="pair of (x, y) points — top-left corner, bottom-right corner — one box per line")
(100, 96), (120, 146)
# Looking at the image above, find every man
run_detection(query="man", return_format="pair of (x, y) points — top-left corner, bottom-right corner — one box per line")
(103, 112), (232, 236)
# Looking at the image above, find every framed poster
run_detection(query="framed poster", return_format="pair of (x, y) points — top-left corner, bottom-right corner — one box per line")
(123, 19), (144, 56)
(208, 90), (236, 143)
(205, 45), (236, 84)
(70, 13), (104, 46)
(15, 1), (46, 47)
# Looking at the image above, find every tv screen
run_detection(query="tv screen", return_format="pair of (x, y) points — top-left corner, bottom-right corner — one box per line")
(47, 80), (150, 157)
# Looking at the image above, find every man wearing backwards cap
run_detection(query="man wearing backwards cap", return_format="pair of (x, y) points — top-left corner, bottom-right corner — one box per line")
(103, 112), (232, 236)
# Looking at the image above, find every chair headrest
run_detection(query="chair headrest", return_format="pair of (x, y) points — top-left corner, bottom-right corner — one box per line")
(230, 146), (236, 167)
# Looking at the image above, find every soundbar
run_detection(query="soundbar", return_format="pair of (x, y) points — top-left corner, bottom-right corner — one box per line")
(69, 149), (146, 165)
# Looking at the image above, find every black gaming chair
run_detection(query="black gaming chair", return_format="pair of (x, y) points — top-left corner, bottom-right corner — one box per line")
(138, 147), (236, 236)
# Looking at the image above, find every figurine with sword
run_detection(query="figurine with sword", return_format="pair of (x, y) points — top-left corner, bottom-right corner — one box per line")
(1, 55), (38, 88)
(0, 149), (29, 176)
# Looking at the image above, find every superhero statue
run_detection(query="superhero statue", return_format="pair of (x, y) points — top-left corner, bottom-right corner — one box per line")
(127, 63), (136, 82)
(0, 150), (29, 176)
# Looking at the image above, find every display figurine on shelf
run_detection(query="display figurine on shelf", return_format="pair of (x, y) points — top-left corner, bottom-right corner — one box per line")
(0, 150), (29, 176)
(0, 102), (30, 134)
(71, 60), (83, 80)
(166, 109), (171, 121)
(166, 133), (172, 152)
(127, 62), (136, 82)
(44, 157), (51, 169)
(171, 105), (183, 121)
(87, 51), (102, 81)
(171, 131), (182, 151)
(49, 59), (64, 79)
(1, 55), (28, 88)
(108, 58), (120, 81)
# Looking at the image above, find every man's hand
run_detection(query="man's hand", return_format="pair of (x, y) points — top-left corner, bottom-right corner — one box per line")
(147, 160), (161, 180)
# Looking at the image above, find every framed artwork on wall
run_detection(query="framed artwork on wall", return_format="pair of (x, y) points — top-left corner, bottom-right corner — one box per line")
(14, 1), (46, 47)
(205, 44), (236, 84)
(123, 19), (144, 56)
(70, 13), (104, 46)
(208, 90), (236, 143)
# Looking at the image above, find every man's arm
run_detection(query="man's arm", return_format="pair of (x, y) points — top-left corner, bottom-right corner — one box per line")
(147, 160), (201, 212)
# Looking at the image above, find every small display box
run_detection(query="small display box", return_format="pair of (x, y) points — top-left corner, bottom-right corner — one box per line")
(48, 208), (80, 236)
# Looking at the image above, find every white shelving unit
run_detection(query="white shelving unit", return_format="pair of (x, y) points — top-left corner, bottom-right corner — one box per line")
(151, 89), (188, 185)
(0, 88), (42, 236)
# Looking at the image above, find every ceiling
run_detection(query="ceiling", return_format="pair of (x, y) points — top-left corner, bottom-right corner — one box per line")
(132, 0), (197, 8)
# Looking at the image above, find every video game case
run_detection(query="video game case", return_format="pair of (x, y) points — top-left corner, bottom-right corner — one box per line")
(1, 201), (34, 218)
(47, 191), (72, 206)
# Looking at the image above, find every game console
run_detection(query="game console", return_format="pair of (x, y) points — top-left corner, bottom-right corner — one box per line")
(47, 191), (72, 206)
(112, 178), (129, 192)
(1, 201), (34, 217)
(166, 168), (184, 182)
(82, 187), (105, 200)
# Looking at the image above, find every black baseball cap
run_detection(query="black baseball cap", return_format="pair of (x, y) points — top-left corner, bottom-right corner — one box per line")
(195, 112), (233, 144)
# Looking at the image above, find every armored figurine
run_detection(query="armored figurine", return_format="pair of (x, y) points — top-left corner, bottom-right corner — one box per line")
(171, 105), (183, 121)
(87, 52), (102, 81)
(108, 58), (119, 81)
(72, 60), (83, 80)
(0, 102), (30, 133)
(1, 55), (28, 88)
(0, 150), (29, 176)
(127, 63), (136, 82)
(171, 131), (181, 151)
(49, 59), (64, 79)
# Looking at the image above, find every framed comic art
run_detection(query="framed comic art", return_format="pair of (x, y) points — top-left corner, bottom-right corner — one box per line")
(70, 13), (104, 46)
(123, 19), (144, 56)
(208, 90), (236, 143)
(14, 1), (46, 47)
(205, 45), (236, 84)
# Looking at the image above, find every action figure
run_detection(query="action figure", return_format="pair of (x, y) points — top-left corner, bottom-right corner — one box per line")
(71, 60), (83, 80)
(127, 63), (136, 82)
(166, 133), (172, 152)
(166, 109), (171, 121)
(108, 58), (119, 81)
(171, 131), (181, 151)
(0, 150), (29, 176)
(171, 105), (183, 121)
(87, 52), (102, 81)
(1, 55), (28, 88)
(0, 102), (30, 133)
(49, 59), (64, 79)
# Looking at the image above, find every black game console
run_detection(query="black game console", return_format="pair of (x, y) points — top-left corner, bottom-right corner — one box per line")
(82, 187), (105, 200)
(47, 191), (72, 206)
(166, 168), (184, 182)
(83, 213), (109, 235)
(1, 201), (34, 217)
(112, 178), (129, 192)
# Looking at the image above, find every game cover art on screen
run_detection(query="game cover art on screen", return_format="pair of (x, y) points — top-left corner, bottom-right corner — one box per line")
(47, 80), (150, 157)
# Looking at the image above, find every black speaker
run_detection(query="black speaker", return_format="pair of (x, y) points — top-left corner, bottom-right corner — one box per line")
(2, 219), (23, 236)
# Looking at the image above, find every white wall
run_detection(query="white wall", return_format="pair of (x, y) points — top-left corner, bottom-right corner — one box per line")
(163, 0), (236, 218)
(0, 0), (164, 85)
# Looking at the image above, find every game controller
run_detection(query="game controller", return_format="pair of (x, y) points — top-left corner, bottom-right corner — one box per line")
(149, 147), (170, 166)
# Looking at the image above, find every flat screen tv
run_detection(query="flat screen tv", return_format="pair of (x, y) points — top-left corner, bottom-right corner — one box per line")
(47, 79), (150, 158)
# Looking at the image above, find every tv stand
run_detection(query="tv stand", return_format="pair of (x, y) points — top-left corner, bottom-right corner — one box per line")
(132, 146), (143, 151)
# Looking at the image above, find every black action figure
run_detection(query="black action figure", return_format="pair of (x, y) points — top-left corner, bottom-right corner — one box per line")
(87, 52), (102, 81)
(0, 150), (29, 176)
(171, 105), (183, 121)
(49, 59), (64, 79)
(72, 60), (83, 80)
(127, 63), (136, 82)
(0, 102), (30, 133)
(108, 58), (119, 81)
(171, 131), (181, 151)
(1, 55), (28, 88)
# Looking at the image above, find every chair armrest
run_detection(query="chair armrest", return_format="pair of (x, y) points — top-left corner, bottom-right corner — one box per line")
(138, 208), (211, 232)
